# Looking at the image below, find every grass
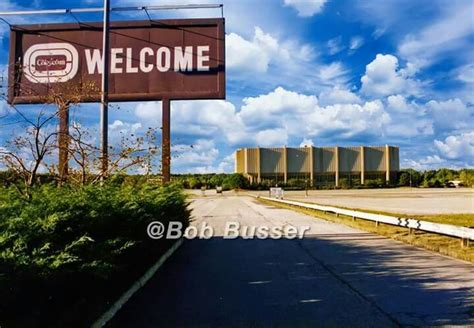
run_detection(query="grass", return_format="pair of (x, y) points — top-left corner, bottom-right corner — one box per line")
(295, 202), (474, 228)
(258, 198), (474, 263)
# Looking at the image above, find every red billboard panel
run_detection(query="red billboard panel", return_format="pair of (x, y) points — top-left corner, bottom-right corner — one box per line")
(8, 18), (225, 104)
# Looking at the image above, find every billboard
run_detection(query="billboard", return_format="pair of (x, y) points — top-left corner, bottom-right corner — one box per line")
(7, 18), (225, 104)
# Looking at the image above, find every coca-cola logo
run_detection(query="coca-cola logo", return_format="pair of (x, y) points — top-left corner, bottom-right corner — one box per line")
(23, 43), (78, 83)
(35, 55), (68, 71)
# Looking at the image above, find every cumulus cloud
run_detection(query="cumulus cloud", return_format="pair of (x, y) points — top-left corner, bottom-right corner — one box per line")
(425, 98), (472, 131)
(402, 155), (447, 171)
(384, 95), (434, 137)
(226, 27), (315, 75)
(256, 129), (289, 147)
(109, 120), (142, 134)
(318, 86), (362, 106)
(360, 54), (420, 97)
(239, 86), (391, 142)
(299, 138), (314, 147)
(225, 27), (324, 92)
(284, 0), (327, 17)
(134, 100), (246, 144)
(172, 140), (235, 173)
(134, 101), (162, 126)
(226, 31), (271, 74)
(239, 86), (318, 123)
(434, 132), (474, 162)
(173, 139), (219, 168)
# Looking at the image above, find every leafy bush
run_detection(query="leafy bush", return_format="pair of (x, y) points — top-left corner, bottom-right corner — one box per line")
(222, 173), (249, 190)
(460, 169), (474, 187)
(0, 182), (190, 327)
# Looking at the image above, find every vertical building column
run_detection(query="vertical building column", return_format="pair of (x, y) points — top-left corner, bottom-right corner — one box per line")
(335, 146), (339, 187)
(257, 147), (261, 183)
(309, 146), (314, 186)
(360, 146), (365, 185)
(283, 146), (288, 183)
(234, 151), (238, 173)
(244, 148), (249, 182)
(385, 145), (391, 184)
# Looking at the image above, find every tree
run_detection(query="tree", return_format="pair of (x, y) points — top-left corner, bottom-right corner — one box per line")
(459, 169), (474, 187)
(0, 80), (159, 193)
(222, 173), (248, 190)
(398, 169), (422, 187)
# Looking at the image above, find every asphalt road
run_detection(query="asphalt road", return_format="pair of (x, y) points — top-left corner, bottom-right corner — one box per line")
(108, 196), (474, 327)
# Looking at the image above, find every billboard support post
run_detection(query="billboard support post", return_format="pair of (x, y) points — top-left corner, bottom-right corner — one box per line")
(58, 104), (69, 182)
(100, 0), (110, 178)
(162, 99), (171, 183)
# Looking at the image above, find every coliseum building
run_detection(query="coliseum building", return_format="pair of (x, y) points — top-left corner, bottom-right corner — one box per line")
(235, 145), (400, 187)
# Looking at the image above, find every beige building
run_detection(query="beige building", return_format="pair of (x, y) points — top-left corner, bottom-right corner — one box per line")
(235, 145), (399, 187)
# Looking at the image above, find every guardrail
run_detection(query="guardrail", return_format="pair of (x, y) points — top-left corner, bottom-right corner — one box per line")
(260, 197), (473, 247)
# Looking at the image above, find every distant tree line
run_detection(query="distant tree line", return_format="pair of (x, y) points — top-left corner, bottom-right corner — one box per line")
(397, 168), (473, 188)
(169, 168), (473, 190)
(0, 168), (472, 191)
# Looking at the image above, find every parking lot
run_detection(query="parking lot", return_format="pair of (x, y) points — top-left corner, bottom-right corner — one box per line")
(232, 188), (473, 215)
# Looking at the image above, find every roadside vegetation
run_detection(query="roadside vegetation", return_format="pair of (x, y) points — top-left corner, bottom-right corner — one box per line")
(0, 182), (189, 327)
(0, 92), (190, 327)
(259, 198), (474, 263)
(166, 168), (474, 190)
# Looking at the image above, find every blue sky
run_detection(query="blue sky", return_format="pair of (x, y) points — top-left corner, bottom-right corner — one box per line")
(0, 0), (473, 173)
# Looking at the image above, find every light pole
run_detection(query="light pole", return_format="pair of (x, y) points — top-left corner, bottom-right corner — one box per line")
(100, 0), (110, 178)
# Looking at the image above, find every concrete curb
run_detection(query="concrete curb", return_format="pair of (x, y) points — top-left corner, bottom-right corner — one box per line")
(91, 238), (184, 328)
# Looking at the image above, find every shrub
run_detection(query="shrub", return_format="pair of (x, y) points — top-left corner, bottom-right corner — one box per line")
(222, 173), (249, 190)
(0, 182), (190, 327)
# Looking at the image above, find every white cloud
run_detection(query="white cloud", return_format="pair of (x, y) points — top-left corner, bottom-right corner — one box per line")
(134, 101), (162, 125)
(456, 64), (474, 84)
(239, 86), (318, 123)
(109, 120), (142, 135)
(134, 100), (247, 145)
(402, 155), (447, 170)
(305, 100), (390, 139)
(425, 98), (472, 131)
(171, 100), (246, 145)
(386, 94), (409, 111)
(239, 87), (391, 142)
(173, 139), (219, 168)
(349, 36), (364, 50)
(172, 140), (235, 173)
(317, 62), (350, 85)
(226, 26), (316, 82)
(284, 0), (327, 17)
(398, 2), (474, 70)
(226, 31), (271, 73)
(360, 54), (420, 97)
(318, 86), (362, 106)
(327, 36), (344, 55)
(299, 138), (314, 147)
(434, 132), (474, 162)
(383, 95), (435, 137)
(256, 129), (289, 147)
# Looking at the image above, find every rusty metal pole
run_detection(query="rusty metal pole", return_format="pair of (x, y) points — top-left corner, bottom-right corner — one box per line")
(162, 99), (171, 183)
(58, 104), (69, 182)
